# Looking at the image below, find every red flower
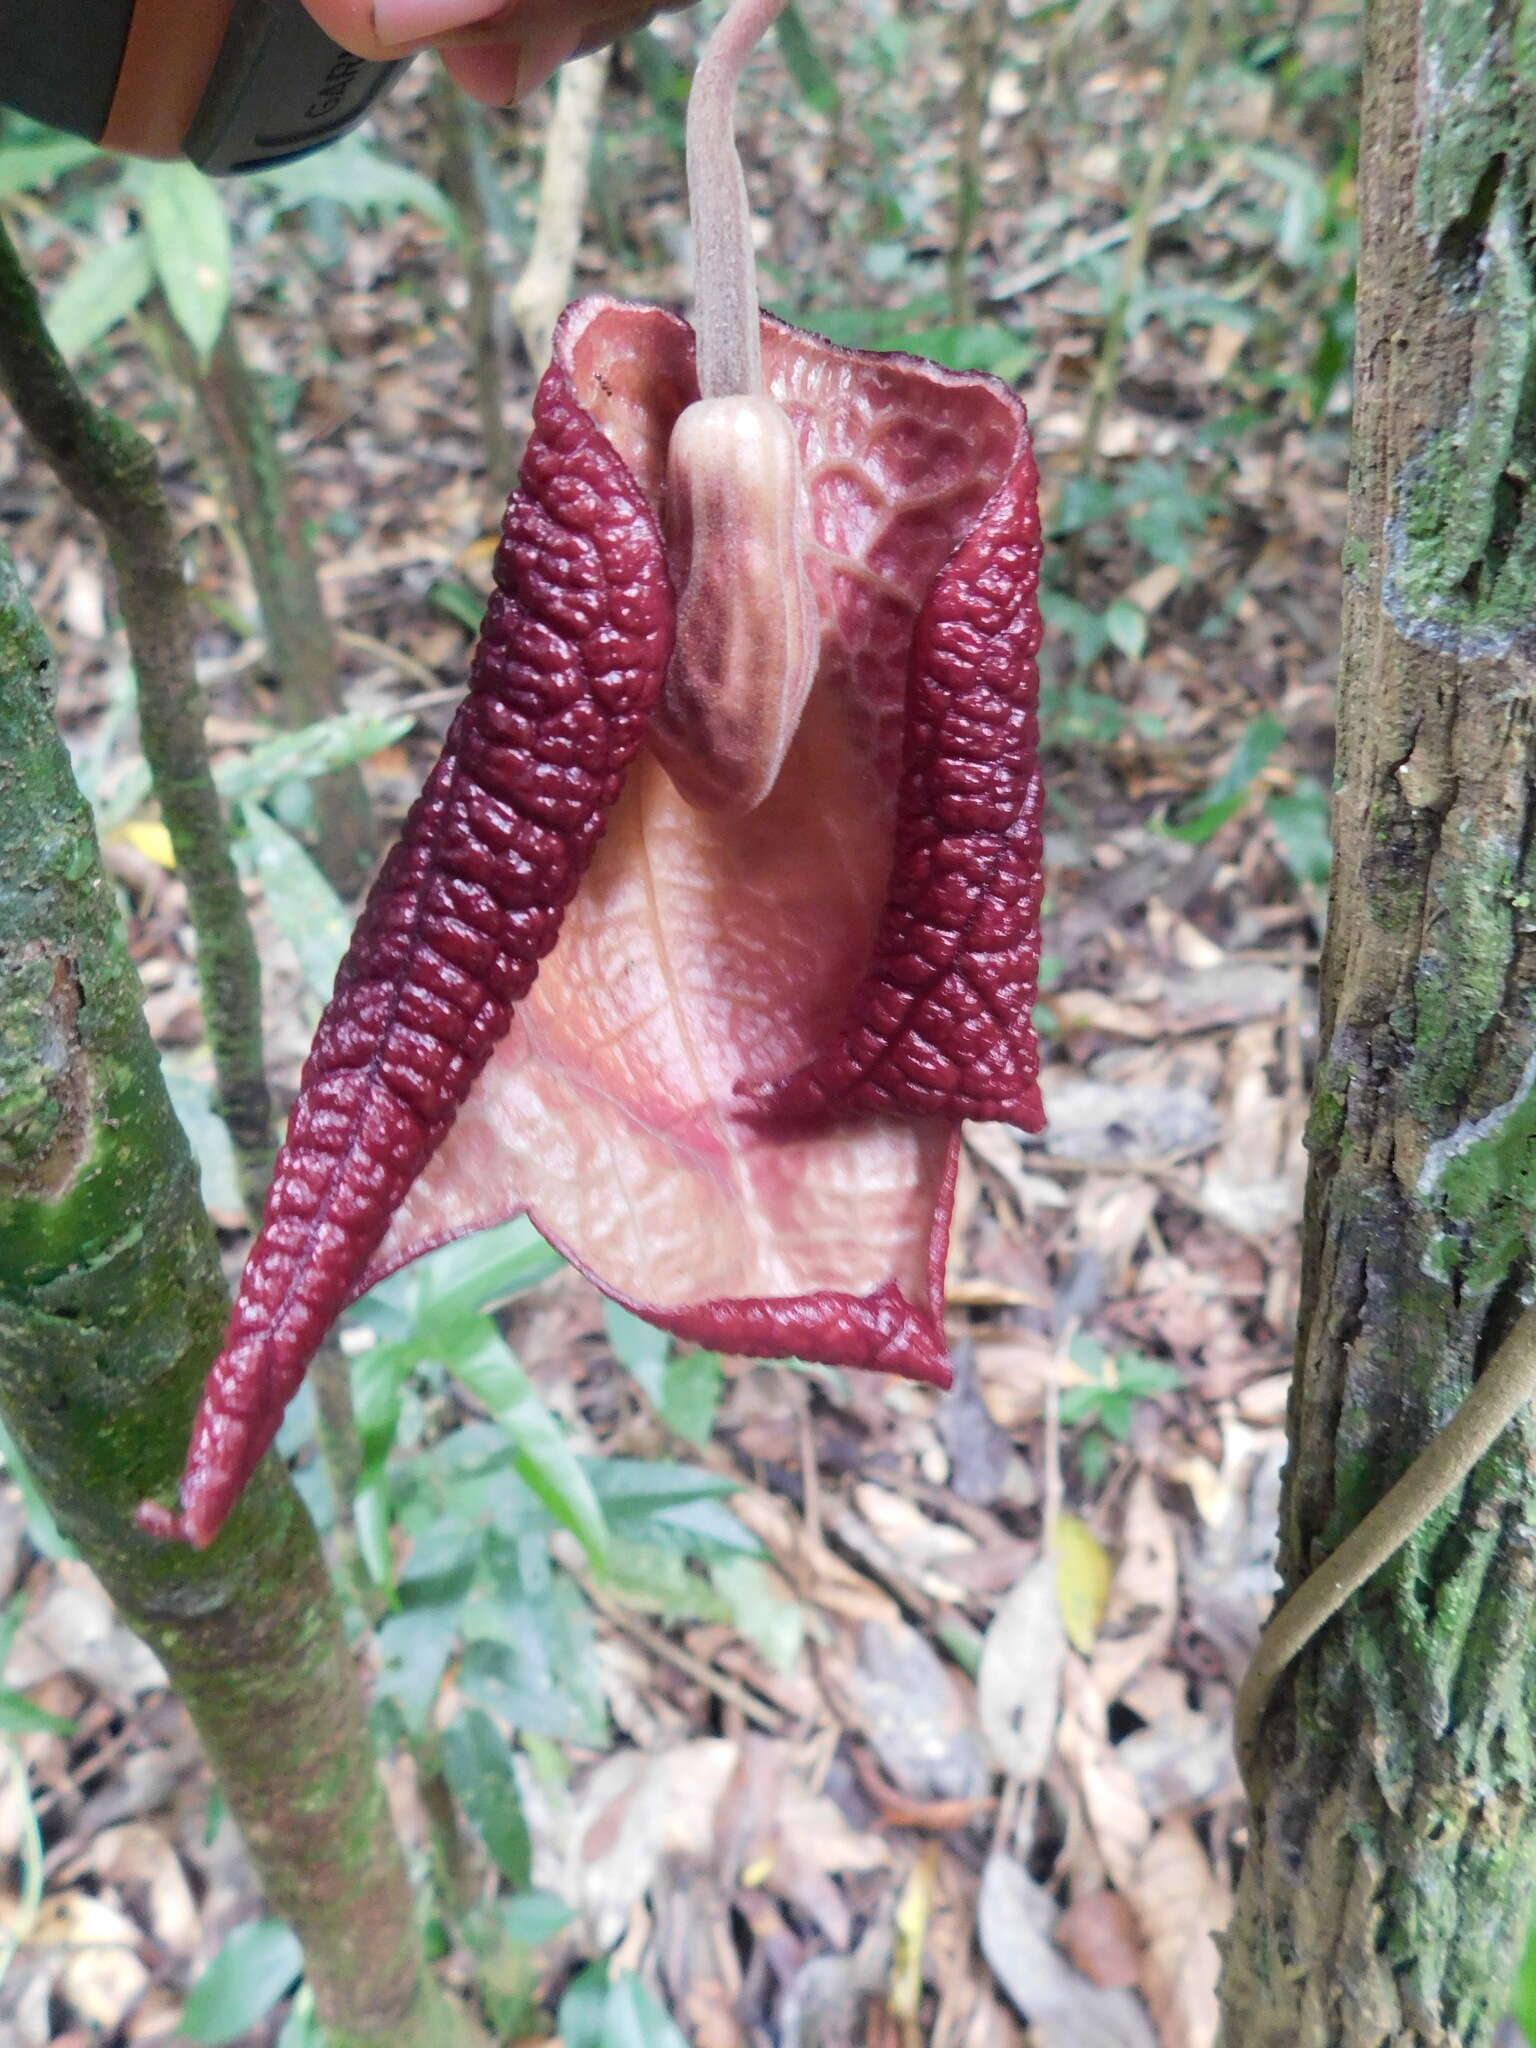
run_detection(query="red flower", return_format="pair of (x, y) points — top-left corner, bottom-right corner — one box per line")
(140, 296), (1044, 1548)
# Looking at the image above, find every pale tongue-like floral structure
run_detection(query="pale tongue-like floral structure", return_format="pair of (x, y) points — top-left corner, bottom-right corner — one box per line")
(140, 0), (1044, 1549)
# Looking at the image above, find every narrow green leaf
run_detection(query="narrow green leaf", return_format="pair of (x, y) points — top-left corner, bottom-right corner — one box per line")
(0, 136), (102, 197)
(133, 161), (231, 364)
(218, 711), (413, 804)
(45, 234), (154, 363)
(605, 1973), (692, 2048)
(1266, 777), (1332, 889)
(236, 805), (349, 1000)
(442, 1707), (532, 1885)
(0, 1688), (72, 1736)
(180, 1921), (303, 2045)
(775, 3), (842, 117)
(1103, 598), (1148, 662)
(450, 1327), (608, 1566)
(253, 134), (458, 234)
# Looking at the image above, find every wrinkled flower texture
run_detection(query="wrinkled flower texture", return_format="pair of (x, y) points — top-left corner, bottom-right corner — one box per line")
(139, 0), (1045, 1549)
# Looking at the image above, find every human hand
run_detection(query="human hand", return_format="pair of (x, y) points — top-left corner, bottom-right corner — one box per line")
(297, 1), (684, 104)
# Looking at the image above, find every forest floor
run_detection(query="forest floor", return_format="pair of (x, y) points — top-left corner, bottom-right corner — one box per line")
(0, 3), (1371, 2043)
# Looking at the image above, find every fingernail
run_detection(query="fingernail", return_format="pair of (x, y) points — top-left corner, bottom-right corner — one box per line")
(515, 27), (582, 97)
(373, 0), (500, 46)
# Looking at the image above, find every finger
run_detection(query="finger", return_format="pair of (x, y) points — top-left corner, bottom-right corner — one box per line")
(299, 0), (574, 59)
(441, 35), (575, 103)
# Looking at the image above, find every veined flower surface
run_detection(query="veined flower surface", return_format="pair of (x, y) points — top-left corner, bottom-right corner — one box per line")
(141, 294), (1044, 1548)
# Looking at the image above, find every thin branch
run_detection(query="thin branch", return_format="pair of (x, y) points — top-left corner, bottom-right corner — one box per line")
(1077, 0), (1212, 476)
(948, 0), (1006, 322)
(508, 50), (611, 375)
(0, 217), (273, 1212)
(433, 75), (518, 489)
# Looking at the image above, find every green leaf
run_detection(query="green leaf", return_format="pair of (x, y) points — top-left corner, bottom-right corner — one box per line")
(653, 1350), (724, 1447)
(604, 1973), (692, 2048)
(459, 1586), (608, 1744)
(45, 234), (155, 363)
(181, 1921), (303, 2045)
(1512, 1898), (1536, 2045)
(558, 1963), (612, 2048)
(429, 578), (488, 633)
(132, 161), (231, 365)
(217, 711), (414, 806)
(0, 1687), (72, 1736)
(712, 1555), (805, 1671)
(1166, 713), (1285, 842)
(0, 136), (102, 197)
(274, 1984), (324, 2048)
(1103, 598), (1148, 662)
(410, 1218), (566, 1327)
(603, 1305), (725, 1448)
(1266, 776), (1332, 890)
(236, 805), (350, 1000)
(160, 1052), (244, 1223)
(603, 1301), (671, 1375)
(253, 134), (458, 234)
(374, 1578), (467, 1729)
(441, 1707), (531, 1885)
(449, 1326), (607, 1566)
(495, 1889), (573, 1945)
(775, 3), (842, 117)
(0, 1416), (69, 1558)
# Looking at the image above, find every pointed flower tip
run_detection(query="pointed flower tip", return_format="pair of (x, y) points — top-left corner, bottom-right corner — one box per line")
(135, 1498), (191, 1545)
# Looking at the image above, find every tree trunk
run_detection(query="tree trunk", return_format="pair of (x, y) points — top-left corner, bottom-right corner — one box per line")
(1219, 3), (1536, 2044)
(0, 547), (473, 2048)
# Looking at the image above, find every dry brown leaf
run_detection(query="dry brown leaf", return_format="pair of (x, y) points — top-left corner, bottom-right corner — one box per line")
(977, 1857), (1156, 2048)
(28, 1890), (148, 2030)
(1124, 1820), (1230, 2048)
(845, 1618), (989, 1803)
(5, 1567), (166, 1702)
(88, 1824), (200, 1952)
(1039, 1077), (1222, 1164)
(1054, 1887), (1145, 1989)
(1051, 990), (1162, 1040)
(1057, 1667), (1154, 1892)
(543, 1739), (740, 1948)
(1089, 1475), (1180, 1706)
(977, 1557), (1065, 1780)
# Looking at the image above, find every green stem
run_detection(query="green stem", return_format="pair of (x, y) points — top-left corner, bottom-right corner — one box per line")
(0, 546), (476, 2047)
(0, 218), (273, 1215)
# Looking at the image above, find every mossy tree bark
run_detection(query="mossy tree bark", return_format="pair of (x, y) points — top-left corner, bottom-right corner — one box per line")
(0, 549), (475, 2046)
(1218, 4), (1536, 2044)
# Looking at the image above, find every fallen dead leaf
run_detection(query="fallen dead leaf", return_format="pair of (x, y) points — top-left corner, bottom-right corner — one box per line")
(977, 1857), (1156, 2048)
(844, 1618), (989, 1803)
(1089, 1476), (1180, 1706)
(977, 1558), (1065, 1781)
(27, 1890), (149, 2030)
(1054, 1886), (1144, 1989)
(1124, 1818), (1230, 2048)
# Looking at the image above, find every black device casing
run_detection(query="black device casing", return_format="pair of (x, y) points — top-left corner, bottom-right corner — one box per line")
(0, 0), (406, 173)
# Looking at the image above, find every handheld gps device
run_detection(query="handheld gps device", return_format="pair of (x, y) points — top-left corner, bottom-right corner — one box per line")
(0, 0), (408, 174)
